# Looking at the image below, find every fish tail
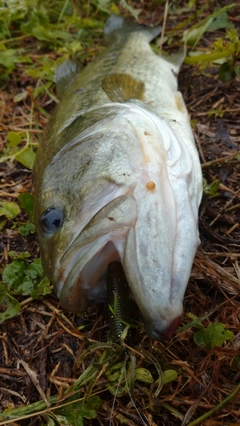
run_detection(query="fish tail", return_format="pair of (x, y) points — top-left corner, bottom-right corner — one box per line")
(165, 46), (186, 69)
(104, 14), (161, 44)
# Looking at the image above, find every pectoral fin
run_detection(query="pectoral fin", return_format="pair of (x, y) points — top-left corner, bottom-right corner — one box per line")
(102, 73), (145, 102)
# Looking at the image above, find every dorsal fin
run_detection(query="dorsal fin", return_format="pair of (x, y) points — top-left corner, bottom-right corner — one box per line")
(104, 14), (161, 44)
(55, 59), (82, 99)
(102, 73), (145, 102)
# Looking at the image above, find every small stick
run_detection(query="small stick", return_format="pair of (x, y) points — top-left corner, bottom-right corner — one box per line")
(187, 381), (240, 426)
(159, 0), (169, 55)
(201, 150), (240, 168)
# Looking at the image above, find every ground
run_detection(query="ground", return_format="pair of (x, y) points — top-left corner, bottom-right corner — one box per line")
(0, 1), (240, 425)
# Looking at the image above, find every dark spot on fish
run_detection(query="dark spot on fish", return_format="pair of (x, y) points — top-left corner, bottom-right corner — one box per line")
(108, 217), (115, 221)
(171, 69), (178, 77)
(75, 87), (86, 94)
(144, 131), (150, 136)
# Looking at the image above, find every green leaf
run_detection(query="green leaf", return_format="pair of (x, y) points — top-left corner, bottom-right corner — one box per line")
(13, 90), (28, 103)
(2, 258), (46, 297)
(183, 19), (211, 48)
(56, 396), (102, 425)
(37, 276), (52, 297)
(162, 369), (178, 385)
(8, 251), (31, 259)
(2, 260), (27, 290)
(15, 146), (36, 169)
(18, 223), (35, 236)
(0, 284), (21, 323)
(207, 12), (234, 32)
(7, 131), (22, 147)
(0, 219), (7, 231)
(219, 61), (233, 82)
(27, 259), (44, 279)
(79, 396), (102, 419)
(194, 323), (234, 349)
(183, 5), (237, 48)
(230, 355), (240, 371)
(42, 414), (56, 426)
(120, 0), (142, 20)
(203, 179), (220, 196)
(234, 64), (240, 79)
(18, 192), (35, 222)
(0, 49), (18, 69)
(106, 360), (130, 395)
(0, 201), (20, 220)
(135, 368), (154, 384)
(17, 277), (35, 296)
(26, 57), (57, 83)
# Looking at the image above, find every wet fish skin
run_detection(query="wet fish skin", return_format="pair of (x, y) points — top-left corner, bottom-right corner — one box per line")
(33, 15), (202, 341)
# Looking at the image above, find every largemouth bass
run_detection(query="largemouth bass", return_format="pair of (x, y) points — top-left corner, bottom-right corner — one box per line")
(33, 15), (202, 341)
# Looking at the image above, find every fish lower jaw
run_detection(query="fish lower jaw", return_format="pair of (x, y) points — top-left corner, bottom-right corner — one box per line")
(144, 313), (182, 341)
(57, 240), (121, 313)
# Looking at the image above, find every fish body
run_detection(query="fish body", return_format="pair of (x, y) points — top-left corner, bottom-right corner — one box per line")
(33, 15), (202, 341)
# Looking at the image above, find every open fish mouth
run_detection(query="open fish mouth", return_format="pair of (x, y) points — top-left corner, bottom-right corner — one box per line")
(57, 236), (183, 341)
(59, 241), (119, 313)
(54, 188), (186, 341)
(57, 230), (184, 341)
(56, 194), (137, 313)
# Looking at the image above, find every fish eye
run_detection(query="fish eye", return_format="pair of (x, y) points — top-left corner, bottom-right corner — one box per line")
(40, 207), (64, 235)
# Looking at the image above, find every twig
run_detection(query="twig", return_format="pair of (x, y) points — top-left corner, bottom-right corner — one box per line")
(209, 189), (240, 226)
(187, 381), (240, 425)
(201, 151), (240, 168)
(159, 1), (168, 55)
(160, 402), (184, 421)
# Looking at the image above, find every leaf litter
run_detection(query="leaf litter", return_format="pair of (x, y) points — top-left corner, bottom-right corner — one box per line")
(0, 0), (240, 425)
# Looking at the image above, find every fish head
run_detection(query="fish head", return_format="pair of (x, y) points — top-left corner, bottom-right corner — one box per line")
(34, 103), (202, 340)
(34, 126), (137, 312)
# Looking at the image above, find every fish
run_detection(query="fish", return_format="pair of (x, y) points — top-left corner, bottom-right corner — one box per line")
(33, 15), (203, 341)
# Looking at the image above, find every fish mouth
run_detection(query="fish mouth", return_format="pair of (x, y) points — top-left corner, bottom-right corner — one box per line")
(144, 315), (182, 341)
(58, 233), (183, 341)
(56, 194), (137, 313)
(59, 241), (119, 313)
(54, 186), (194, 341)
(58, 229), (183, 341)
